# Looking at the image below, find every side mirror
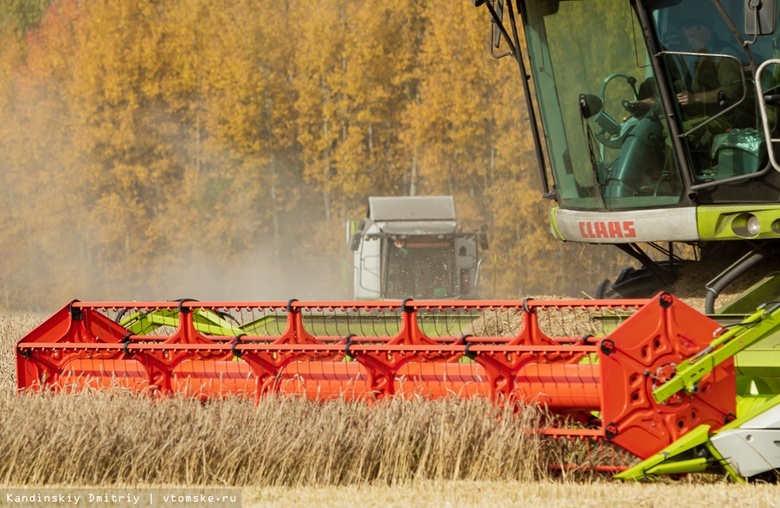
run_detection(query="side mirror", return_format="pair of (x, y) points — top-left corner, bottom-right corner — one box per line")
(579, 93), (603, 119)
(745, 0), (776, 36)
(350, 233), (361, 252)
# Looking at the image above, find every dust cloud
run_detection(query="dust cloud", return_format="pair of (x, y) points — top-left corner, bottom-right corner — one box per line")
(138, 247), (349, 303)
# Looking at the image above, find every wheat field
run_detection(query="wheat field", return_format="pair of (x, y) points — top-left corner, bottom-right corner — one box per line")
(2, 313), (778, 506)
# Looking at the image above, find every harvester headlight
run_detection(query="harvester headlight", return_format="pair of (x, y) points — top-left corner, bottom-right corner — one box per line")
(731, 213), (761, 238)
(747, 215), (761, 236)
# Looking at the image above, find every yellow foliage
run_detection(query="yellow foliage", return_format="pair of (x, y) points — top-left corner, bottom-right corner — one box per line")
(0, 0), (626, 309)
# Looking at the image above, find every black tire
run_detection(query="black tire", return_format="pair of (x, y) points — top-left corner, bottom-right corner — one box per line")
(595, 263), (681, 299)
(595, 267), (665, 299)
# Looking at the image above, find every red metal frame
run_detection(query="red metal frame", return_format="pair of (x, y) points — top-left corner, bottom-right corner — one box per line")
(15, 294), (735, 462)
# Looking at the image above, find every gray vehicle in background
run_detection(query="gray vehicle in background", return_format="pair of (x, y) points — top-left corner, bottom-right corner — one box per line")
(348, 196), (488, 300)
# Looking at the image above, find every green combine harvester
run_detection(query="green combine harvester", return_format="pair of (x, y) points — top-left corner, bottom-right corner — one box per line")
(468, 0), (780, 481)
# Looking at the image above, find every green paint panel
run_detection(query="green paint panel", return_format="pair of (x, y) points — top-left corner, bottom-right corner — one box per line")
(697, 205), (780, 241)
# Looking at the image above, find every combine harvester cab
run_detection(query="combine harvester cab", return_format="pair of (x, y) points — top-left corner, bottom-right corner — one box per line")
(348, 196), (488, 300)
(15, 293), (780, 481)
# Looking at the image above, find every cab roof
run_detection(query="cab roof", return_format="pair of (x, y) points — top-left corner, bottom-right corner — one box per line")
(367, 196), (456, 222)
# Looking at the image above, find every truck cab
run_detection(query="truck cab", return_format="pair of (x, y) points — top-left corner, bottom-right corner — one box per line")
(348, 196), (487, 300)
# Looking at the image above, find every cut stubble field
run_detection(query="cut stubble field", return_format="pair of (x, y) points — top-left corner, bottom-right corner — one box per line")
(1, 313), (777, 507)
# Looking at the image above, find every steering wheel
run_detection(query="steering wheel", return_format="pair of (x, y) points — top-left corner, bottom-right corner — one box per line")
(600, 73), (638, 106)
(591, 73), (640, 149)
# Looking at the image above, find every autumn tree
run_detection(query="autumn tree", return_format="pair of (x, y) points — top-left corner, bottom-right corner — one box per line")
(0, 0), (635, 309)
